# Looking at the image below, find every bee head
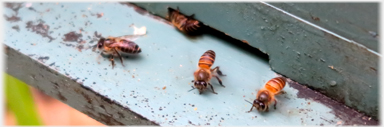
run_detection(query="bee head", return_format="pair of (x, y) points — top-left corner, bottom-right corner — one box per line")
(255, 92), (270, 111)
(97, 38), (113, 49)
(194, 80), (208, 92)
(167, 7), (176, 14)
(97, 38), (105, 49)
(253, 99), (267, 111)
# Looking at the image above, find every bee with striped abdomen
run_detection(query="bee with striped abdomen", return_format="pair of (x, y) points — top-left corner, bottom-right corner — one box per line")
(97, 35), (142, 69)
(248, 77), (287, 112)
(191, 50), (226, 94)
(167, 7), (201, 35)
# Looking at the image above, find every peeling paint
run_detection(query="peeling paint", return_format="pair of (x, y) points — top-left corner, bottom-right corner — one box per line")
(4, 3), (22, 14)
(26, 21), (55, 42)
(63, 31), (83, 43)
(4, 15), (21, 22)
(288, 79), (378, 125)
(76, 45), (84, 52)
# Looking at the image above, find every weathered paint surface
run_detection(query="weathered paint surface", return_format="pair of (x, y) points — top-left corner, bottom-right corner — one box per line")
(269, 3), (379, 52)
(4, 2), (378, 125)
(131, 2), (380, 119)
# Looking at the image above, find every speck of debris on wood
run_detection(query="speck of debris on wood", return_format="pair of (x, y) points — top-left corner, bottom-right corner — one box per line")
(97, 13), (104, 18)
(11, 25), (20, 32)
(49, 62), (55, 66)
(76, 44), (84, 52)
(370, 67), (377, 72)
(28, 7), (38, 12)
(94, 31), (102, 38)
(37, 56), (50, 62)
(91, 44), (98, 52)
(311, 16), (320, 21)
(368, 31), (379, 38)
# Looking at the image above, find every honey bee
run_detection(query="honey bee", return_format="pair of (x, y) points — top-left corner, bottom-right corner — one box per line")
(168, 7), (201, 35)
(248, 77), (287, 112)
(191, 50), (226, 94)
(97, 35), (142, 69)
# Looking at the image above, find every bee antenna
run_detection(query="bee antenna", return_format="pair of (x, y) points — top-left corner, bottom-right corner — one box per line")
(244, 99), (253, 105)
(189, 14), (195, 18)
(188, 86), (196, 92)
(167, 7), (173, 12)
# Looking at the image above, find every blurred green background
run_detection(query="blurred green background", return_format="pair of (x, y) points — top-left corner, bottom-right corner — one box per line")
(4, 73), (104, 126)
(5, 73), (42, 125)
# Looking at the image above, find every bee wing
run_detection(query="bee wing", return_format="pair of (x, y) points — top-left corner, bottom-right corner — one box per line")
(108, 43), (119, 48)
(115, 35), (145, 41)
(109, 40), (137, 48)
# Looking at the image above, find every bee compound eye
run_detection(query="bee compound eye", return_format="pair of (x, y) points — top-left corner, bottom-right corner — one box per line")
(98, 38), (105, 46)
(201, 82), (207, 86)
(260, 103), (265, 109)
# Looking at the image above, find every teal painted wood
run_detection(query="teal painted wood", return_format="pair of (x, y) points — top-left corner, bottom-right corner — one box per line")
(4, 2), (378, 125)
(269, 3), (379, 52)
(131, 2), (380, 119)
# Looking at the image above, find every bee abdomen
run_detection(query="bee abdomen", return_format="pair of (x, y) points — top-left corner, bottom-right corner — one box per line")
(183, 20), (201, 33)
(116, 41), (141, 54)
(265, 77), (286, 94)
(198, 50), (215, 69)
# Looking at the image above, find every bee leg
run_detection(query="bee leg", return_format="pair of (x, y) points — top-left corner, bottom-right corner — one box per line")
(247, 106), (254, 113)
(191, 80), (195, 82)
(214, 76), (225, 87)
(109, 55), (116, 69)
(198, 89), (203, 94)
(216, 68), (226, 76)
(211, 66), (226, 76)
(274, 100), (277, 110)
(208, 83), (218, 94)
(276, 90), (286, 95)
(266, 106), (269, 112)
(210, 67), (218, 72)
(113, 49), (125, 67)
(188, 86), (195, 92)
